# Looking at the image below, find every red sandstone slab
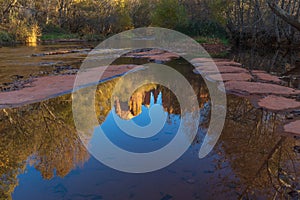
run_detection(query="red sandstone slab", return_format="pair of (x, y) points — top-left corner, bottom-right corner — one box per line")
(124, 50), (179, 62)
(283, 120), (300, 135)
(193, 66), (218, 74)
(206, 73), (252, 82)
(217, 66), (248, 73)
(252, 70), (283, 84)
(190, 58), (227, 64)
(125, 49), (164, 57)
(223, 81), (300, 96)
(0, 65), (141, 108)
(191, 59), (241, 66)
(215, 61), (242, 67)
(193, 66), (248, 75)
(257, 95), (300, 111)
(148, 52), (180, 62)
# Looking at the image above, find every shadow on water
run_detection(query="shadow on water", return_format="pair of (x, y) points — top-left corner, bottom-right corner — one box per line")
(232, 46), (300, 89)
(0, 49), (299, 199)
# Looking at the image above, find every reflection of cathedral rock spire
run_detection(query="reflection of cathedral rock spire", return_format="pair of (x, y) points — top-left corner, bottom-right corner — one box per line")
(144, 91), (151, 108)
(153, 89), (159, 104)
(129, 92), (143, 116)
(113, 82), (210, 120)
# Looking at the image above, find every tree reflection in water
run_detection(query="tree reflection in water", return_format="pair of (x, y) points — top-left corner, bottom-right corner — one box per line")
(216, 96), (300, 199)
(0, 69), (210, 199)
(0, 95), (89, 200)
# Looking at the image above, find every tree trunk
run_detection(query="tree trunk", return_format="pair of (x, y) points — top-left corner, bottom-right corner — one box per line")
(267, 0), (300, 31)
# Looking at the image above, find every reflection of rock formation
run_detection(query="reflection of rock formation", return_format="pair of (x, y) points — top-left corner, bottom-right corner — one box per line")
(113, 84), (158, 120)
(144, 91), (151, 108)
(0, 60), (213, 199)
(114, 82), (211, 120)
(129, 91), (144, 116)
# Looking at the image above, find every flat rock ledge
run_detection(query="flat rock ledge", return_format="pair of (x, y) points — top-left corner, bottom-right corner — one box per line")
(283, 120), (300, 135)
(124, 49), (180, 63)
(193, 65), (248, 75)
(206, 73), (252, 82)
(191, 58), (300, 113)
(0, 65), (140, 108)
(251, 70), (283, 84)
(223, 81), (300, 96)
(257, 95), (300, 112)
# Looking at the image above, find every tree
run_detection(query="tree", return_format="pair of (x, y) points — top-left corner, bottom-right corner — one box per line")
(267, 0), (300, 31)
(151, 0), (188, 29)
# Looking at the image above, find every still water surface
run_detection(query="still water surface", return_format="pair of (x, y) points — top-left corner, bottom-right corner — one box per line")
(0, 44), (299, 200)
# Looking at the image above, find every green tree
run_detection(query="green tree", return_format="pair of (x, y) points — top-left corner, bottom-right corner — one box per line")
(151, 0), (188, 29)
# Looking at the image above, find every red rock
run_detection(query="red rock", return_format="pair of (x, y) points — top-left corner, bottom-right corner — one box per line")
(193, 66), (248, 75)
(148, 52), (179, 62)
(125, 49), (164, 57)
(193, 66), (219, 74)
(125, 49), (179, 62)
(251, 70), (266, 73)
(257, 95), (300, 111)
(283, 120), (300, 135)
(190, 58), (227, 64)
(223, 81), (300, 96)
(215, 61), (242, 67)
(218, 66), (248, 73)
(206, 73), (252, 82)
(252, 70), (283, 84)
(0, 65), (141, 108)
(191, 58), (241, 67)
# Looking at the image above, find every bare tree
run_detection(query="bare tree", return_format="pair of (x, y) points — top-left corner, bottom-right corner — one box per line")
(267, 0), (300, 31)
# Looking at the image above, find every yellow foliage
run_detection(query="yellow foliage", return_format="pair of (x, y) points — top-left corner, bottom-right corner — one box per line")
(26, 24), (41, 46)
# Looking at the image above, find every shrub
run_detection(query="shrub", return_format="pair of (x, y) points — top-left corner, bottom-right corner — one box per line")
(82, 34), (105, 41)
(0, 31), (14, 45)
(151, 0), (188, 29)
(178, 20), (228, 38)
(42, 24), (68, 34)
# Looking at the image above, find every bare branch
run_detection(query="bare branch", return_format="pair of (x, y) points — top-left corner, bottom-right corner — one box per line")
(267, 0), (300, 31)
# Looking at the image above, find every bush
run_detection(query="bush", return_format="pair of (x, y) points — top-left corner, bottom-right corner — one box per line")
(0, 31), (14, 45)
(82, 34), (105, 41)
(40, 33), (79, 41)
(42, 24), (68, 34)
(178, 20), (228, 38)
(151, 0), (188, 29)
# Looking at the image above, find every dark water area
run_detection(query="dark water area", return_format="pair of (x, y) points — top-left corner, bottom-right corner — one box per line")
(0, 43), (299, 200)
(231, 46), (300, 89)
